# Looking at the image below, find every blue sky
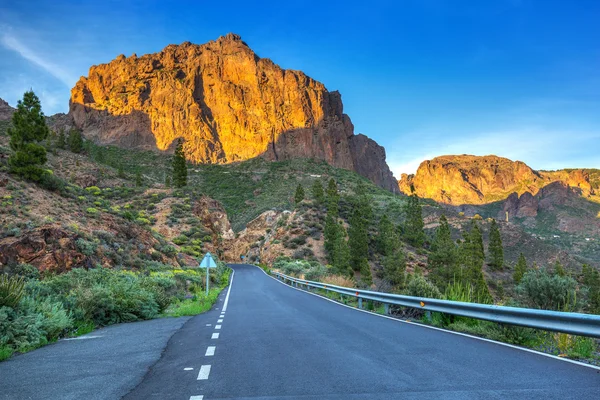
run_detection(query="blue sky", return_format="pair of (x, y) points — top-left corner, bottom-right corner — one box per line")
(1, 0), (599, 175)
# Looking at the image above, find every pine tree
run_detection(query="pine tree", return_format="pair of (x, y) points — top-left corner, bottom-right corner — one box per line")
(326, 178), (339, 218)
(135, 171), (143, 187)
(8, 90), (49, 181)
(403, 194), (425, 247)
(376, 214), (397, 256)
(513, 253), (528, 284)
(294, 184), (305, 204)
(324, 214), (339, 262)
(117, 165), (126, 178)
(165, 174), (171, 188)
(56, 130), (66, 149)
(488, 219), (504, 270)
(172, 138), (187, 188)
(582, 264), (600, 314)
(428, 215), (458, 289)
(348, 208), (369, 273)
(383, 249), (406, 287)
(68, 128), (83, 153)
(554, 260), (566, 277)
(458, 221), (491, 302)
(311, 180), (325, 204)
(95, 147), (105, 163)
(332, 224), (352, 276)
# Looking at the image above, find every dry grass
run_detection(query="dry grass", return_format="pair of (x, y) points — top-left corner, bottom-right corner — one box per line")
(321, 274), (354, 288)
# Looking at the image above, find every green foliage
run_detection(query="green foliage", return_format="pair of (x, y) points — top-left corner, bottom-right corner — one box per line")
(517, 268), (579, 311)
(348, 208), (368, 272)
(68, 128), (84, 153)
(164, 286), (223, 317)
(294, 184), (305, 204)
(273, 257), (329, 281)
(136, 171), (143, 187)
(7, 91), (49, 181)
(457, 221), (491, 302)
(172, 138), (188, 188)
(75, 238), (97, 256)
(428, 215), (458, 290)
(0, 274), (25, 308)
(405, 273), (442, 299)
(403, 194), (425, 247)
(383, 250), (406, 287)
(376, 214), (397, 257)
(326, 178), (339, 217)
(582, 264), (600, 314)
(554, 260), (566, 277)
(311, 179), (325, 204)
(0, 346), (13, 361)
(56, 130), (66, 149)
(488, 219), (504, 270)
(513, 253), (528, 284)
(165, 174), (171, 188)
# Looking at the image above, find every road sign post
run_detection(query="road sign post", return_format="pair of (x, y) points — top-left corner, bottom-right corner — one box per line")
(200, 252), (217, 296)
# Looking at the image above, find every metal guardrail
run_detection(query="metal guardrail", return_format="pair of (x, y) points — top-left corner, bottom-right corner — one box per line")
(272, 271), (600, 339)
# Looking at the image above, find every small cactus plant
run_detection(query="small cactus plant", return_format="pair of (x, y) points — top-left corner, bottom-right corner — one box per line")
(0, 274), (25, 308)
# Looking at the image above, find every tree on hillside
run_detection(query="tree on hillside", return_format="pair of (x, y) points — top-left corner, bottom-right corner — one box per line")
(376, 214), (397, 257)
(428, 215), (458, 289)
(348, 208), (369, 273)
(172, 138), (187, 188)
(135, 171), (143, 187)
(294, 184), (305, 204)
(8, 90), (50, 181)
(488, 219), (504, 270)
(56, 129), (66, 149)
(403, 194), (425, 247)
(324, 214), (339, 261)
(582, 264), (600, 314)
(165, 174), (171, 188)
(326, 178), (339, 217)
(383, 249), (406, 288)
(311, 180), (325, 204)
(332, 224), (352, 276)
(68, 128), (83, 153)
(513, 253), (528, 284)
(458, 221), (491, 302)
(554, 260), (566, 277)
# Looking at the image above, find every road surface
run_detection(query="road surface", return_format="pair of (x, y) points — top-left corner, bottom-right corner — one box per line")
(2, 263), (599, 399)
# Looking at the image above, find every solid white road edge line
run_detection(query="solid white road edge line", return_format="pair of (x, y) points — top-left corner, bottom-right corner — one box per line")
(252, 264), (600, 372)
(222, 269), (235, 312)
(211, 332), (220, 339)
(197, 365), (211, 380)
(206, 346), (216, 356)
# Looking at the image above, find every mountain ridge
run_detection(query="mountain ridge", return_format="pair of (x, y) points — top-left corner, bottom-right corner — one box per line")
(67, 33), (399, 193)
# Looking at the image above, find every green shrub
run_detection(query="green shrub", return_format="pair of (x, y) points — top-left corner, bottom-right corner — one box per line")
(0, 274), (25, 307)
(405, 274), (442, 299)
(76, 238), (97, 256)
(517, 268), (579, 311)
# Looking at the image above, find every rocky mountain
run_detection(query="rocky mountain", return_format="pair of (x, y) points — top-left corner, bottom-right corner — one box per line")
(69, 33), (399, 192)
(0, 98), (15, 121)
(399, 155), (596, 205)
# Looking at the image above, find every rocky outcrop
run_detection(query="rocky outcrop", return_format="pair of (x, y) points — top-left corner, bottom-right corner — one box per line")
(69, 33), (398, 192)
(0, 98), (15, 121)
(399, 155), (595, 205)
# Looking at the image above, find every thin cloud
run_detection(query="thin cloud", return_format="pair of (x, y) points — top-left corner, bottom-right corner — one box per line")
(0, 33), (76, 88)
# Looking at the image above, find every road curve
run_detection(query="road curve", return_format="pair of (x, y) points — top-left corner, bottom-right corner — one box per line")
(126, 264), (600, 400)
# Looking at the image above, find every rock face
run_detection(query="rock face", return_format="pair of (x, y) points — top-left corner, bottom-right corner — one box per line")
(69, 33), (399, 192)
(0, 98), (15, 121)
(399, 155), (595, 205)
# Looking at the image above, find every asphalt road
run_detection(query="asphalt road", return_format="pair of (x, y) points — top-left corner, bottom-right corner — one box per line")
(2, 264), (600, 399)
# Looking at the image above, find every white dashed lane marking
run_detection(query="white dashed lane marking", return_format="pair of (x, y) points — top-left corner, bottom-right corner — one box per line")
(189, 396), (204, 400)
(184, 367), (193, 371)
(212, 332), (220, 339)
(215, 325), (221, 330)
(197, 365), (211, 380)
(217, 319), (223, 323)
(205, 346), (216, 356)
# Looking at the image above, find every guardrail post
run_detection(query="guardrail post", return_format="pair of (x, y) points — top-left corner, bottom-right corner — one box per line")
(384, 304), (390, 315)
(358, 298), (363, 309)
